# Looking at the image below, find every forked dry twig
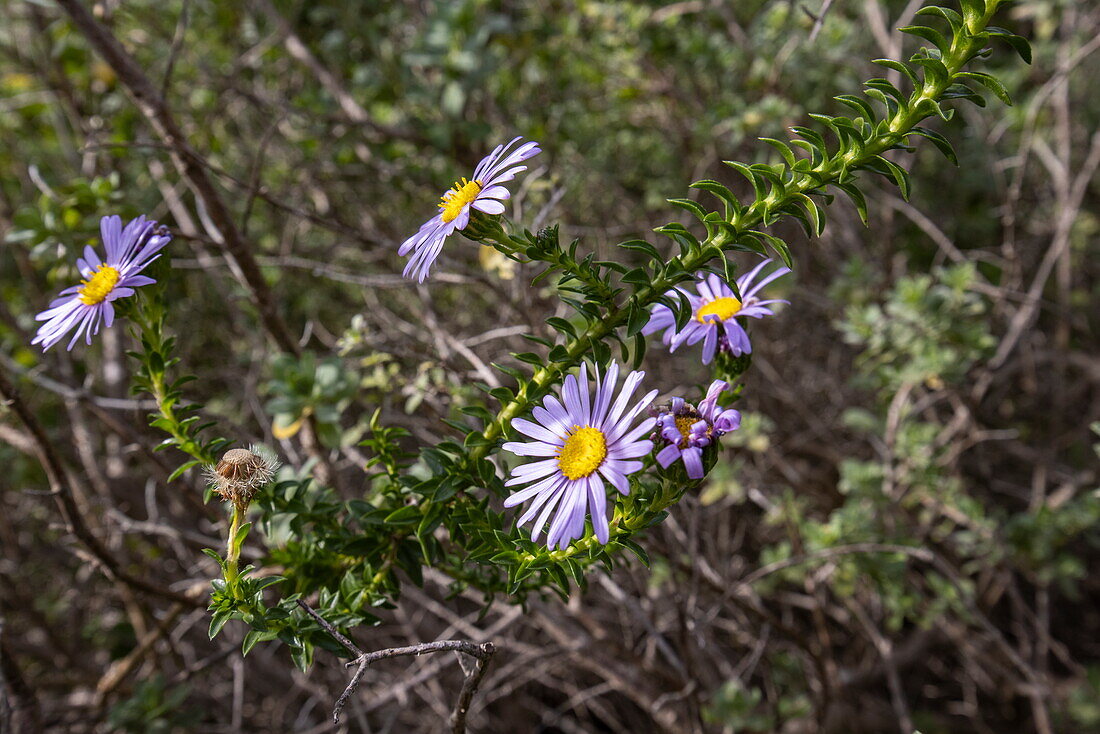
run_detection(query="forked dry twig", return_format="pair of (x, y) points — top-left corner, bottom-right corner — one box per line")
(296, 600), (496, 732)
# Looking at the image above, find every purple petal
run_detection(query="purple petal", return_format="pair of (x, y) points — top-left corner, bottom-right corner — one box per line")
(601, 368), (643, 431)
(609, 438), (654, 459)
(604, 389), (658, 444)
(713, 408), (741, 434)
(520, 482), (566, 535)
(701, 327), (718, 364)
(735, 258), (772, 294)
(506, 458), (560, 484)
(472, 198), (505, 215)
(502, 440), (560, 457)
(587, 477), (609, 544)
(511, 417), (563, 444)
(479, 185), (510, 201)
(100, 215), (123, 260)
(742, 264), (791, 300)
(503, 473), (562, 508)
(656, 444), (682, 468)
(682, 447), (704, 479)
(598, 464), (630, 496)
(590, 361), (618, 427)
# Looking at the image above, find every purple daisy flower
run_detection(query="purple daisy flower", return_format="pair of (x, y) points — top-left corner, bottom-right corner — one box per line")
(502, 361), (658, 550)
(399, 136), (541, 283)
(642, 259), (790, 364)
(652, 380), (742, 479)
(32, 215), (171, 351)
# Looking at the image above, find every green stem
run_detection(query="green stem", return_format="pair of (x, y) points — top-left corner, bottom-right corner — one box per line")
(132, 307), (216, 466)
(225, 504), (243, 596)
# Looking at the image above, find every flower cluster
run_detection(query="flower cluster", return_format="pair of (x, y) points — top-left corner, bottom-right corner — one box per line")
(383, 139), (791, 550)
(29, 137), (791, 556)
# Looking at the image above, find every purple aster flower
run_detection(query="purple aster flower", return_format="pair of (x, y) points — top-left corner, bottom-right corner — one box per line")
(642, 259), (790, 364)
(652, 380), (741, 479)
(502, 361), (658, 550)
(32, 215), (171, 351)
(399, 136), (541, 283)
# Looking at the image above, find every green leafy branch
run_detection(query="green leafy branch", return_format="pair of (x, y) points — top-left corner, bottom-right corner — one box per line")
(460, 0), (1027, 472)
(127, 295), (228, 477)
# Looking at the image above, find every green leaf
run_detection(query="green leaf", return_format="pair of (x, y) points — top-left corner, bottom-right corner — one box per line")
(622, 267), (653, 287)
(208, 609), (233, 639)
(232, 522), (251, 556)
(690, 179), (742, 219)
(617, 239), (663, 261)
(870, 59), (921, 87)
(833, 95), (877, 123)
(546, 317), (577, 339)
(673, 289), (694, 330)
(958, 0), (987, 31)
(626, 302), (651, 338)
(915, 5), (963, 35)
(872, 156), (912, 200)
(668, 197), (709, 222)
(793, 193), (825, 237)
(724, 161), (767, 202)
(758, 139), (797, 169)
(745, 231), (793, 268)
(834, 182), (869, 225)
(632, 332), (646, 370)
(908, 126), (958, 164)
(383, 505), (422, 525)
(168, 459), (202, 482)
(941, 82), (986, 107)
(619, 539), (650, 567)
(957, 71), (1012, 105)
(987, 26), (1032, 64)
(899, 24), (951, 55)
(242, 629), (277, 656)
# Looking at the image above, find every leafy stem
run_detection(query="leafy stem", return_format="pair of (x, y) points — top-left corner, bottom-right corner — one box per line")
(129, 296), (225, 475)
(464, 0), (1011, 466)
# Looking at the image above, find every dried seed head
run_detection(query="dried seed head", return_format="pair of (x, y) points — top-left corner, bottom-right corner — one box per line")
(204, 445), (280, 509)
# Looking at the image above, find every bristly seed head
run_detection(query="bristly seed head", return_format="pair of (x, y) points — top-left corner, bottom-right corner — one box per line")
(204, 445), (280, 509)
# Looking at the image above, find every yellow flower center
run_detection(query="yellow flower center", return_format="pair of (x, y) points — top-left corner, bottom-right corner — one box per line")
(557, 425), (607, 480)
(675, 416), (697, 440)
(439, 177), (483, 223)
(77, 265), (121, 305)
(696, 296), (742, 323)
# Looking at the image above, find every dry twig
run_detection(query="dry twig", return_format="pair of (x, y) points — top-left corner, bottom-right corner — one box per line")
(296, 600), (496, 732)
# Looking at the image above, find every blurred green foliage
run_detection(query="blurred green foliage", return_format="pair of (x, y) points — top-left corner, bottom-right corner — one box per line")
(1, 0), (1097, 731)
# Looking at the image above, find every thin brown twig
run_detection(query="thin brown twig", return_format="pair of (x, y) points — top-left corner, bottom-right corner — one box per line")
(0, 364), (202, 608)
(296, 600), (496, 731)
(54, 0), (298, 356)
(0, 619), (43, 734)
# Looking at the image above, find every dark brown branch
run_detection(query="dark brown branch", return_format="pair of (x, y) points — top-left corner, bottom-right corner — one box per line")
(0, 365), (202, 608)
(53, 0), (298, 356)
(252, 0), (429, 146)
(449, 643), (495, 734)
(0, 620), (43, 734)
(53, 0), (346, 490)
(296, 600), (496, 731)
